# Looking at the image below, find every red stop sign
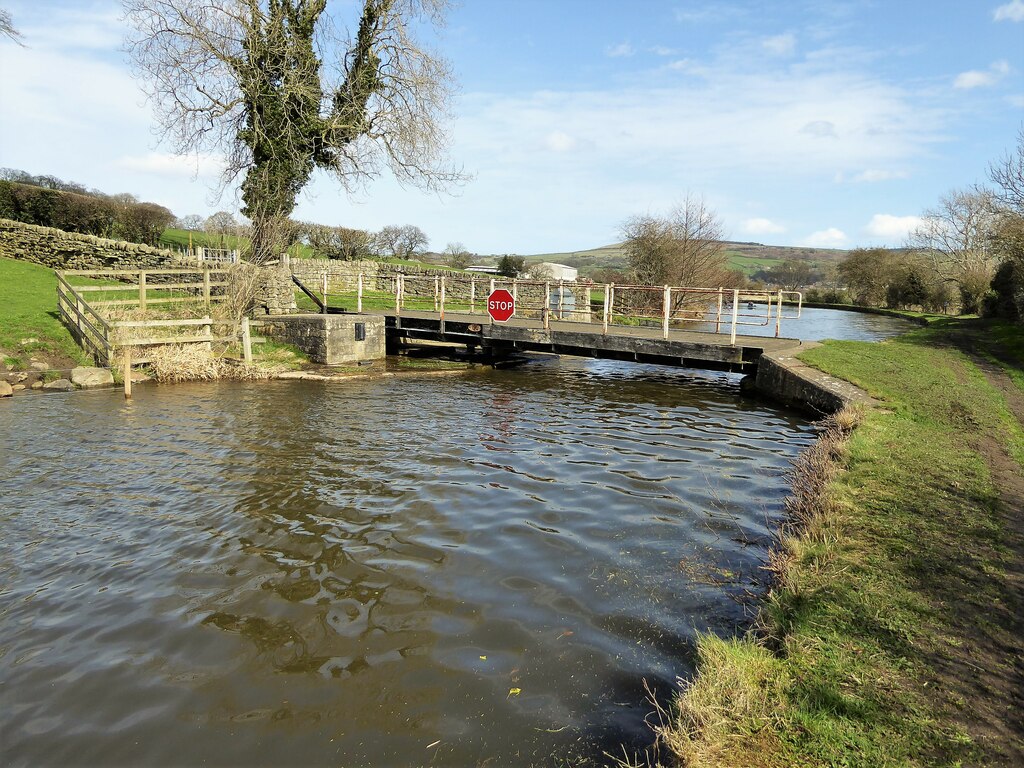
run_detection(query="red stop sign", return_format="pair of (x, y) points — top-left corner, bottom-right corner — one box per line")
(487, 288), (515, 322)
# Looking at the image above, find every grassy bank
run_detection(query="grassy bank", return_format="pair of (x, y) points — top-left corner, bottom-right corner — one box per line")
(0, 257), (92, 368)
(660, 319), (1024, 767)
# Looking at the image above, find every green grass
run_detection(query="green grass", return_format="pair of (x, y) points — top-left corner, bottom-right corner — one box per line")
(665, 319), (1024, 767)
(724, 252), (780, 275)
(0, 257), (92, 367)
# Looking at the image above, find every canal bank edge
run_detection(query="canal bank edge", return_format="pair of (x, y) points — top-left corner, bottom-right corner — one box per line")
(753, 343), (878, 415)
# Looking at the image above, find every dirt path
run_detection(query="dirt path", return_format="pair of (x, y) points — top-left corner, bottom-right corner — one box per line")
(934, 352), (1024, 766)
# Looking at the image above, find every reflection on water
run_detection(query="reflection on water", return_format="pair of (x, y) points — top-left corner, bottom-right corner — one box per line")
(0, 360), (816, 766)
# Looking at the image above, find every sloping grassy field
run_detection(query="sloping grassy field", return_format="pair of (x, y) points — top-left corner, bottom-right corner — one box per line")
(0, 257), (92, 368)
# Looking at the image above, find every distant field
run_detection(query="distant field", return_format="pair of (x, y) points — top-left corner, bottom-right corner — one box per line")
(523, 240), (847, 279)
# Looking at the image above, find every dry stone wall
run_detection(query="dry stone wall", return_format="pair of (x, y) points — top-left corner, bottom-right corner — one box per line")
(0, 218), (186, 270)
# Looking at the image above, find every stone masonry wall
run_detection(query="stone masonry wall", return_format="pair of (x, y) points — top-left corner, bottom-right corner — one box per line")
(252, 265), (297, 316)
(258, 314), (385, 364)
(0, 218), (186, 270)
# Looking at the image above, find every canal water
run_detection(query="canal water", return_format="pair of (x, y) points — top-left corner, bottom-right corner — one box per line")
(0, 310), (910, 767)
(696, 305), (919, 341)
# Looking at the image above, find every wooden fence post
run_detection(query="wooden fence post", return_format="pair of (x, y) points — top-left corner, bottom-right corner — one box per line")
(241, 317), (252, 363)
(139, 271), (147, 312)
(203, 268), (211, 312)
(123, 348), (132, 399)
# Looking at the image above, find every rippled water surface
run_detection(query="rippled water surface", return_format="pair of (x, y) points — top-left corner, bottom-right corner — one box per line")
(1, 360), (817, 766)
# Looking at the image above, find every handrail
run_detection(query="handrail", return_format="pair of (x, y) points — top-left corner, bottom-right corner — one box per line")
(331, 272), (802, 342)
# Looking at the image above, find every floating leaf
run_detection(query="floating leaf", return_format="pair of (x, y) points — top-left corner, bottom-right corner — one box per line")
(479, 655), (487, 660)
(508, 687), (521, 697)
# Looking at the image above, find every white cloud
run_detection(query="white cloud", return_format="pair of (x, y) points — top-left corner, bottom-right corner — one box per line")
(673, 4), (746, 24)
(865, 214), (923, 239)
(606, 42), (634, 58)
(994, 1), (1024, 22)
(543, 131), (577, 153)
(801, 120), (838, 138)
(117, 152), (226, 178)
(649, 46), (677, 57)
(762, 33), (796, 56)
(802, 227), (847, 247)
(849, 169), (909, 183)
(742, 217), (786, 235)
(954, 60), (1011, 89)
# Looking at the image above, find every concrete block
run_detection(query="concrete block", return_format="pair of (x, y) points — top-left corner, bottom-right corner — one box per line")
(259, 314), (385, 365)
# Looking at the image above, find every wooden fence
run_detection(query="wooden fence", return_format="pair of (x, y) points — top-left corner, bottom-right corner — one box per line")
(56, 268), (260, 366)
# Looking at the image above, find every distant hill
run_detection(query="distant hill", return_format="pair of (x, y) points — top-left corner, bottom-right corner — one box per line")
(513, 241), (849, 279)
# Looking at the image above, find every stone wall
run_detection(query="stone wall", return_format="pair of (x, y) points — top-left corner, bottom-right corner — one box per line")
(0, 218), (185, 270)
(754, 345), (878, 415)
(257, 314), (385, 364)
(251, 265), (297, 316)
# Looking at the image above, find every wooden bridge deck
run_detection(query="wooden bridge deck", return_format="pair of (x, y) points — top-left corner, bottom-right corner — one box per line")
(361, 309), (804, 374)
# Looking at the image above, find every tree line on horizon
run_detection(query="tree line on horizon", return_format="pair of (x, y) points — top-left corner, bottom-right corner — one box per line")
(0, 169), (175, 247)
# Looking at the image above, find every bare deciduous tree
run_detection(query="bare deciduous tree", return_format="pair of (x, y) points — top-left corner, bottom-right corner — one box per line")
(621, 196), (729, 288)
(304, 222), (372, 260)
(1, 8), (24, 45)
(988, 126), (1024, 215)
(124, 0), (462, 262)
(374, 223), (428, 259)
(442, 241), (471, 269)
(909, 188), (998, 311)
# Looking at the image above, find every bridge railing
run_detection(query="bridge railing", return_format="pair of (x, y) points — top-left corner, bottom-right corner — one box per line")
(304, 267), (803, 342)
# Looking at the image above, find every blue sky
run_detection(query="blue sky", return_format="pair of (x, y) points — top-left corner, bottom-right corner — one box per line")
(0, 1), (1022, 255)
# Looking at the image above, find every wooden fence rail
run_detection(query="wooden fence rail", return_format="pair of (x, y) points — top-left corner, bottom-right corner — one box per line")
(55, 268), (257, 369)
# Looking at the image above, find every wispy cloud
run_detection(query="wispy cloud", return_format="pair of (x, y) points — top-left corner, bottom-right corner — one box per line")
(953, 60), (1011, 89)
(865, 214), (923, 239)
(116, 152), (226, 178)
(742, 217), (786, 235)
(994, 1), (1024, 22)
(762, 33), (796, 57)
(801, 120), (838, 138)
(802, 227), (847, 247)
(605, 42), (634, 58)
(673, 4), (746, 24)
(841, 169), (910, 183)
(542, 131), (577, 153)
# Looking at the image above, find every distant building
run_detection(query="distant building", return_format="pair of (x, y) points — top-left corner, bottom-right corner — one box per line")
(537, 262), (578, 281)
(466, 265), (500, 274)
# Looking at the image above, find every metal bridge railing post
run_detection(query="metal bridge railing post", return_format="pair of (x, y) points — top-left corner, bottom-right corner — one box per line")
(730, 288), (740, 345)
(662, 285), (671, 339)
(357, 273), (363, 313)
(602, 283), (610, 335)
(544, 282), (551, 329)
(775, 290), (783, 337)
(434, 275), (440, 311)
(470, 277), (476, 313)
(716, 287), (723, 333)
(489, 278), (495, 326)
(440, 277), (446, 335)
(557, 280), (564, 320)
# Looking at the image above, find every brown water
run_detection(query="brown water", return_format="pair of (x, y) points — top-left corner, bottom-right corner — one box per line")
(0, 359), (816, 766)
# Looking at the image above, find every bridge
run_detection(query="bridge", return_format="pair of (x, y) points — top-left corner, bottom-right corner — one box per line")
(293, 273), (805, 375)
